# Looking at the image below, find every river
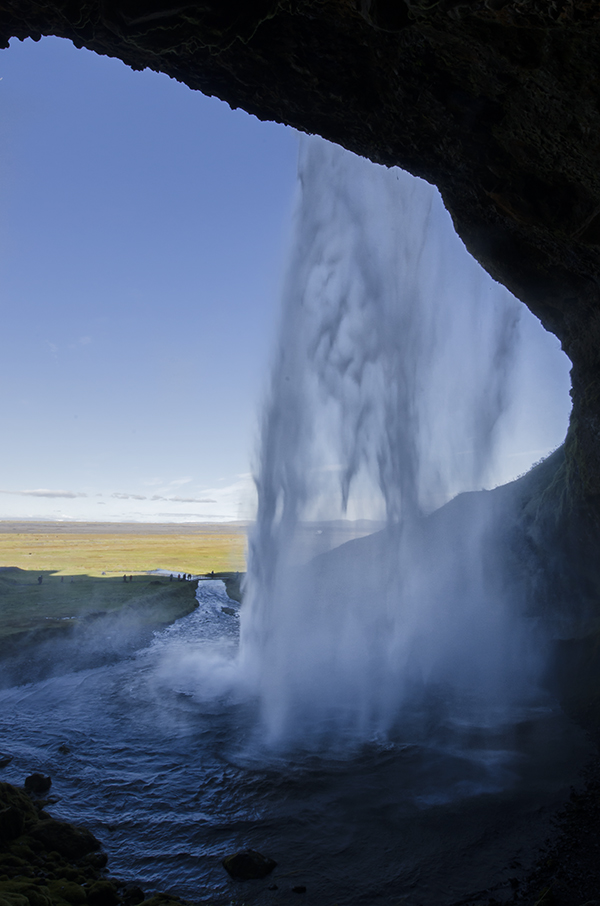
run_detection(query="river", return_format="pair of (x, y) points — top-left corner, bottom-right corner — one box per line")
(0, 580), (591, 906)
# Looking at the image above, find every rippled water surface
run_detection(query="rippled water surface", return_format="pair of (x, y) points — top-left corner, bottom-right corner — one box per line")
(0, 581), (591, 906)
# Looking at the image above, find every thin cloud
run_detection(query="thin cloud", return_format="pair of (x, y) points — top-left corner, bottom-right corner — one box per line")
(149, 494), (216, 503)
(68, 336), (92, 349)
(154, 512), (240, 520)
(111, 493), (147, 500)
(0, 489), (88, 499)
(170, 495), (217, 503)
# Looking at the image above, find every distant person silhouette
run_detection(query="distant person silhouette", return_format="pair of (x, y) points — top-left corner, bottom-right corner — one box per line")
(37, 575), (42, 585)
(123, 574), (127, 583)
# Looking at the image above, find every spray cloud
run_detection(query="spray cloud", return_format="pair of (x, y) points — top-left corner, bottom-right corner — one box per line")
(241, 138), (555, 748)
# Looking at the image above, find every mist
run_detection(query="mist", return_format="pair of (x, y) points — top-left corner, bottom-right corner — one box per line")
(240, 137), (571, 748)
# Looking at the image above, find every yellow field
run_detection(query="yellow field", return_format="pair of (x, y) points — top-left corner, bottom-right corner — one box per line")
(0, 523), (247, 576)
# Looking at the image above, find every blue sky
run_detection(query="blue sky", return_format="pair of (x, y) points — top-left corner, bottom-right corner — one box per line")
(0, 36), (298, 521)
(0, 36), (572, 523)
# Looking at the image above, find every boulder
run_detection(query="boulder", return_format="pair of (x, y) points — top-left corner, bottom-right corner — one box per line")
(47, 881), (86, 906)
(0, 783), (39, 830)
(24, 776), (51, 796)
(30, 820), (100, 860)
(86, 881), (119, 906)
(80, 852), (107, 871)
(222, 849), (277, 880)
(120, 887), (144, 906)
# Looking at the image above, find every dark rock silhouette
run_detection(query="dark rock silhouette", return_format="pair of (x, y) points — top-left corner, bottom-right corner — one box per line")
(31, 818), (100, 859)
(222, 848), (277, 880)
(24, 773), (51, 795)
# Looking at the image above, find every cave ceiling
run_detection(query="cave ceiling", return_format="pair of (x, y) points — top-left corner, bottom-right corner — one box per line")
(3, 0), (600, 496)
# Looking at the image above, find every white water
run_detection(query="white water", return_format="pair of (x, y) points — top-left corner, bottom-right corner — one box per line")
(241, 137), (570, 748)
(0, 584), (590, 906)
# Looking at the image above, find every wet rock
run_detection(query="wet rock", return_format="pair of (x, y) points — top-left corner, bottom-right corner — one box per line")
(30, 821), (100, 860)
(141, 896), (187, 906)
(120, 886), (144, 906)
(220, 607), (236, 616)
(0, 755), (13, 769)
(36, 799), (60, 813)
(222, 849), (277, 880)
(292, 885), (307, 893)
(24, 776), (51, 796)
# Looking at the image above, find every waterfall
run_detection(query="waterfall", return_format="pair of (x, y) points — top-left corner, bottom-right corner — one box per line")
(240, 137), (560, 749)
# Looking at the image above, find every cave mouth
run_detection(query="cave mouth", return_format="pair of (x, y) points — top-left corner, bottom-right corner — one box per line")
(1, 25), (599, 906)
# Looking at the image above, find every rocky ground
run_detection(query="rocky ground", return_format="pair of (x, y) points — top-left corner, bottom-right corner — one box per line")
(511, 700), (600, 906)
(0, 776), (192, 906)
(517, 754), (600, 906)
(3, 756), (599, 906)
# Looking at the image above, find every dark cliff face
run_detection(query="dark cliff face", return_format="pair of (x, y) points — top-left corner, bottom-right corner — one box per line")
(2, 0), (600, 499)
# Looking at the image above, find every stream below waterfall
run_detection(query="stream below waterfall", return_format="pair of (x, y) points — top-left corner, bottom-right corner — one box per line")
(0, 580), (591, 906)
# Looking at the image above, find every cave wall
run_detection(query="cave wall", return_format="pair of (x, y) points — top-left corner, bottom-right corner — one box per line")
(2, 0), (600, 502)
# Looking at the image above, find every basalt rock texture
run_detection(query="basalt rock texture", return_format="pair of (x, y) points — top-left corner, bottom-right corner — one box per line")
(1, 1), (600, 498)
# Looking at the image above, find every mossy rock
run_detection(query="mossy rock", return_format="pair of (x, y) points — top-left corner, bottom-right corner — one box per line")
(8, 846), (36, 863)
(0, 783), (199, 906)
(30, 822), (100, 861)
(0, 879), (53, 906)
(47, 881), (86, 906)
(78, 855), (106, 873)
(0, 894), (30, 906)
(86, 881), (119, 906)
(58, 873), (84, 887)
(0, 857), (27, 870)
(0, 788), (38, 833)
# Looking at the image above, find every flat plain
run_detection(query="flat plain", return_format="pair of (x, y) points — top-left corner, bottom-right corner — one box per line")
(0, 521), (248, 576)
(0, 521), (247, 644)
